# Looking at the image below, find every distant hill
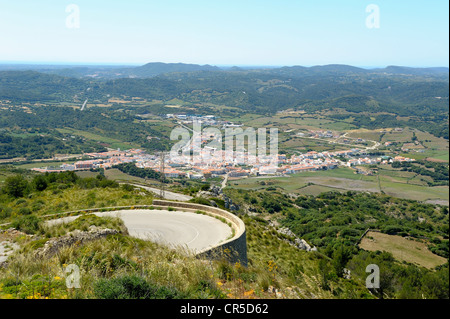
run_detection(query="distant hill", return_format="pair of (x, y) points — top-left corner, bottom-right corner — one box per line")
(1, 62), (448, 79)
(266, 64), (449, 78)
(125, 62), (221, 77)
(0, 64), (448, 138)
(0, 62), (221, 79)
(372, 65), (449, 76)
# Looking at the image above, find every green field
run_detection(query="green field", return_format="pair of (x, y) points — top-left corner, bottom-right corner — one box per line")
(230, 167), (449, 204)
(243, 114), (357, 132)
(104, 169), (147, 183)
(360, 231), (447, 269)
(56, 128), (140, 150)
(14, 161), (76, 170)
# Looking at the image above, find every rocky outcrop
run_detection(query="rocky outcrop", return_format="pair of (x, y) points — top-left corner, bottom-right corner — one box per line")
(0, 228), (28, 268)
(196, 191), (216, 198)
(210, 186), (223, 196)
(35, 226), (119, 258)
(269, 222), (317, 252)
(198, 186), (240, 212)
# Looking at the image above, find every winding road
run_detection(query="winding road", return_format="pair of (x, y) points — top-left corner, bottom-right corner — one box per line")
(47, 209), (232, 253)
(124, 183), (193, 201)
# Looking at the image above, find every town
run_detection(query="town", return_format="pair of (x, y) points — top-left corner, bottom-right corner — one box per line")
(31, 146), (415, 180)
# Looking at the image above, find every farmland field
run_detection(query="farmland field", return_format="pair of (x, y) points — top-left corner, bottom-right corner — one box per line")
(230, 168), (449, 204)
(359, 231), (448, 269)
(56, 128), (140, 150)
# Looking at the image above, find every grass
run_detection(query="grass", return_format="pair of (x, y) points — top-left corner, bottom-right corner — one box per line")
(56, 128), (140, 150)
(347, 129), (384, 142)
(15, 161), (77, 170)
(231, 168), (368, 193)
(381, 183), (449, 203)
(75, 171), (99, 179)
(0, 207), (373, 300)
(104, 169), (148, 184)
(243, 216), (372, 299)
(0, 221), (343, 299)
(40, 214), (129, 238)
(229, 167), (449, 204)
(359, 231), (448, 269)
(0, 185), (154, 225)
(0, 233), (222, 299)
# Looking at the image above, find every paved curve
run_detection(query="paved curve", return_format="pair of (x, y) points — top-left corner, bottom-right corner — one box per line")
(125, 183), (193, 202)
(47, 209), (232, 253)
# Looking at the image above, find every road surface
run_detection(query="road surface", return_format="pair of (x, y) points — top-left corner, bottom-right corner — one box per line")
(47, 209), (232, 253)
(126, 183), (193, 201)
(221, 173), (229, 190)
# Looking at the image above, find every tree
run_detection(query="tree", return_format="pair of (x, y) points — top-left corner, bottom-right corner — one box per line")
(32, 174), (48, 192)
(4, 175), (29, 198)
(318, 258), (333, 290)
(332, 245), (352, 278)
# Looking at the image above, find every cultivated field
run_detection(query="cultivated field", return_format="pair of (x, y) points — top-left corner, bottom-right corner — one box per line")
(229, 168), (449, 204)
(359, 231), (447, 269)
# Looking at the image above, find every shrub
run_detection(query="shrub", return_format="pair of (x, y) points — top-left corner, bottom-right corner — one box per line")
(0, 206), (12, 219)
(11, 215), (42, 234)
(190, 280), (225, 299)
(93, 275), (184, 299)
(31, 200), (45, 212)
(18, 207), (32, 215)
(121, 184), (135, 192)
(15, 198), (27, 206)
(189, 197), (212, 206)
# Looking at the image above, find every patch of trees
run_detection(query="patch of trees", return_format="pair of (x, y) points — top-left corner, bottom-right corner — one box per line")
(0, 106), (172, 155)
(0, 132), (106, 160)
(391, 160), (449, 186)
(347, 250), (449, 299)
(234, 188), (449, 299)
(114, 163), (161, 180)
(270, 191), (448, 259)
(1, 171), (119, 199)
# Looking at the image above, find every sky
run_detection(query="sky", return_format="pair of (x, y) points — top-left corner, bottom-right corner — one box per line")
(0, 0), (448, 67)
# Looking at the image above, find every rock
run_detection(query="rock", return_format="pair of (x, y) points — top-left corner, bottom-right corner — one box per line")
(343, 268), (351, 280)
(269, 224), (314, 252)
(35, 227), (119, 258)
(196, 191), (215, 198)
(210, 186), (223, 196)
(0, 240), (20, 268)
(209, 200), (218, 207)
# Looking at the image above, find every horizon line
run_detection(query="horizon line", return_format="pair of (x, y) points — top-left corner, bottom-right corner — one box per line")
(0, 60), (449, 70)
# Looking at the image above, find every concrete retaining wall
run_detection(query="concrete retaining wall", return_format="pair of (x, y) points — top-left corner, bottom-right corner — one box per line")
(153, 200), (248, 266)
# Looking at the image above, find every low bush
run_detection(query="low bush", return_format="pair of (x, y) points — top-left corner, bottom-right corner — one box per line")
(93, 275), (185, 299)
(11, 215), (42, 234)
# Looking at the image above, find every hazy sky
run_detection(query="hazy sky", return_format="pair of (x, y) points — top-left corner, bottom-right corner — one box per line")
(0, 0), (448, 67)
